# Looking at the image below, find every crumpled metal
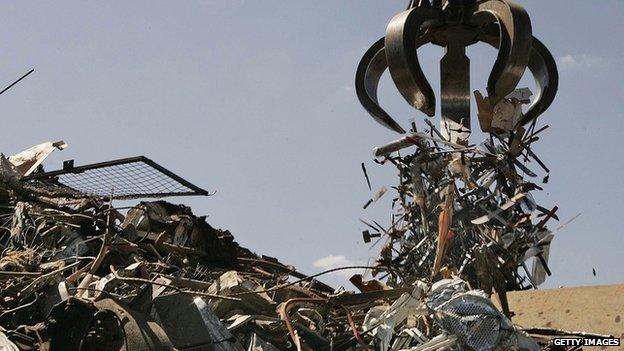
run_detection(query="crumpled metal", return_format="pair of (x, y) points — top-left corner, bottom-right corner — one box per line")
(427, 279), (539, 351)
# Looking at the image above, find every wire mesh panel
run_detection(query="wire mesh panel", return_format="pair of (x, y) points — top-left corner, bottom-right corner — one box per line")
(22, 156), (209, 200)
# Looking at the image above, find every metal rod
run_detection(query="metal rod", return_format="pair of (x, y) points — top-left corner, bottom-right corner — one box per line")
(0, 69), (34, 96)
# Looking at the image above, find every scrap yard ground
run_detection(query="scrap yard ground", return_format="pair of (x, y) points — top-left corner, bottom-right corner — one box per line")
(505, 284), (624, 339)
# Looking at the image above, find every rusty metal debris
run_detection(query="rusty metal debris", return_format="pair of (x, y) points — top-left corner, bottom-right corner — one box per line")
(1, 142), (349, 350)
(0, 138), (584, 351)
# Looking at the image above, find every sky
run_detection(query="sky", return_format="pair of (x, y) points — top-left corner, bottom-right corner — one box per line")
(0, 0), (622, 290)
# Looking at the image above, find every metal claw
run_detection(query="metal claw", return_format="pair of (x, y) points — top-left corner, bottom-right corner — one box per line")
(521, 36), (558, 125)
(385, 6), (441, 117)
(471, 0), (532, 104)
(480, 29), (558, 126)
(355, 38), (406, 134)
(356, 0), (556, 137)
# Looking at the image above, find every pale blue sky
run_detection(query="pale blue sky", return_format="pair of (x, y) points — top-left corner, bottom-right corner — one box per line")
(0, 1), (622, 289)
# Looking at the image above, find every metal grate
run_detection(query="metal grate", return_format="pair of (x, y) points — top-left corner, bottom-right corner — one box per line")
(21, 156), (209, 200)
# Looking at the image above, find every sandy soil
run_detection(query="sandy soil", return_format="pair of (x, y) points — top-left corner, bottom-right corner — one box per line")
(501, 284), (624, 349)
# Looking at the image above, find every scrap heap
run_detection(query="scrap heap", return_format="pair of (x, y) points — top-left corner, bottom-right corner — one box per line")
(0, 141), (550, 351)
(0, 142), (348, 350)
(0, 145), (607, 351)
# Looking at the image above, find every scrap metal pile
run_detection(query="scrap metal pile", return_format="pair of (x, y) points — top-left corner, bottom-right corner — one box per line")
(0, 141), (554, 351)
(0, 144), (604, 351)
(0, 142), (348, 350)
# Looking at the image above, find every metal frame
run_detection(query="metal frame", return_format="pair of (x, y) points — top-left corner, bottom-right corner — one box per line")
(21, 156), (209, 199)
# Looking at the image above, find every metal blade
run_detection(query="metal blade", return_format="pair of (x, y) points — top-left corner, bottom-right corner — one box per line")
(355, 38), (406, 133)
(440, 43), (471, 143)
(472, 0), (532, 104)
(385, 6), (440, 116)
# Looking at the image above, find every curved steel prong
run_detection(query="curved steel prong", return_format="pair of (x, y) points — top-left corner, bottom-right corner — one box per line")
(480, 28), (558, 126)
(520, 36), (558, 125)
(385, 6), (440, 117)
(355, 38), (406, 134)
(472, 0), (532, 104)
